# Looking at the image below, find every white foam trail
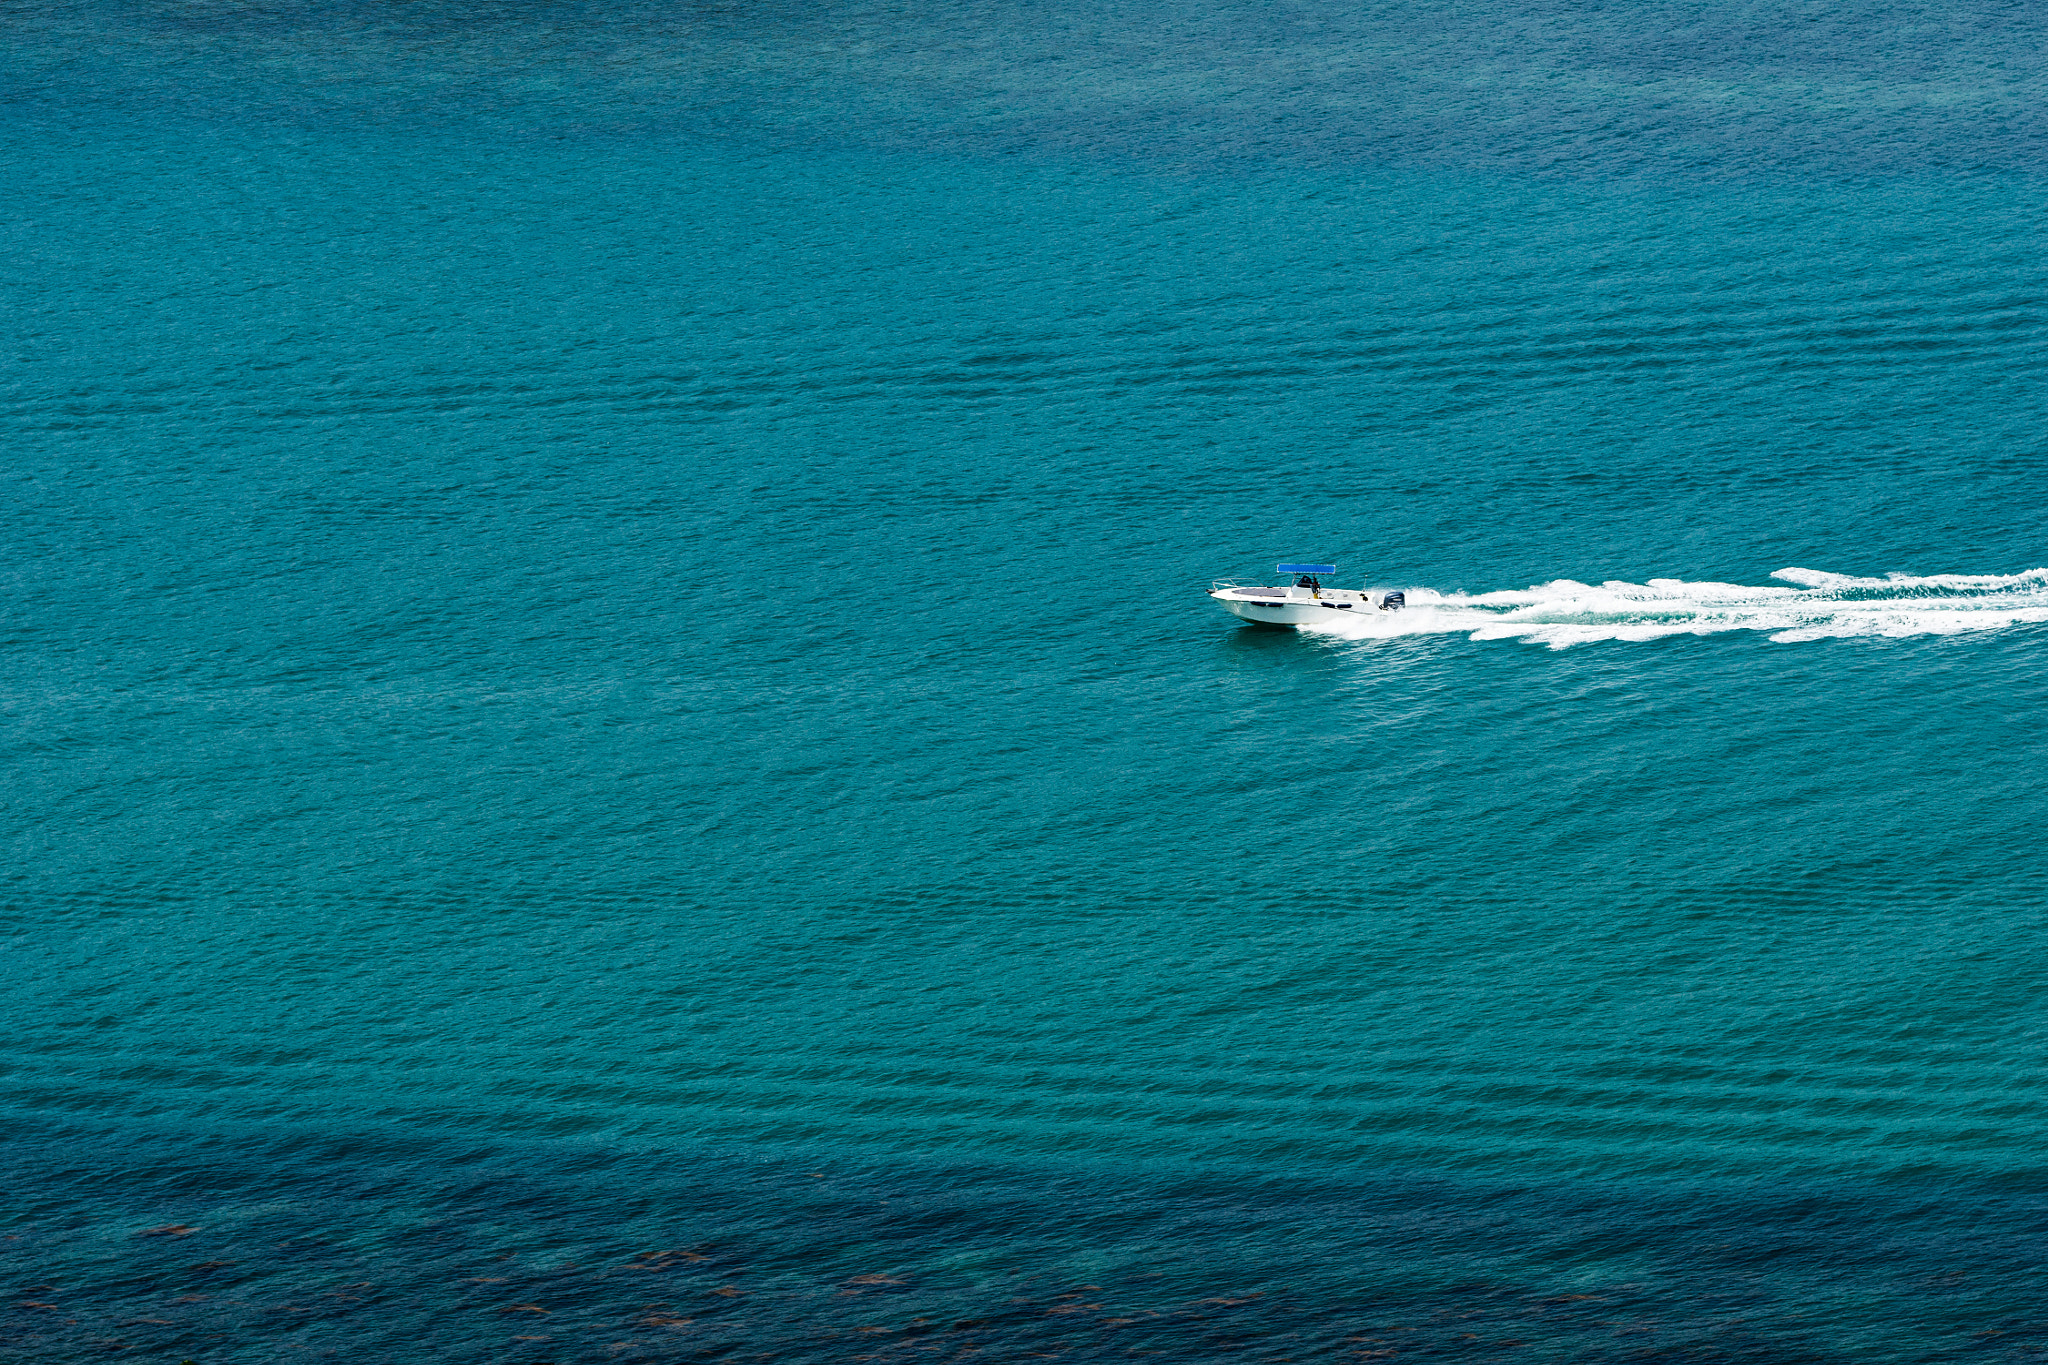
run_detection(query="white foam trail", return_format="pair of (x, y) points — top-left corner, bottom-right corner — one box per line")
(1298, 568), (2048, 649)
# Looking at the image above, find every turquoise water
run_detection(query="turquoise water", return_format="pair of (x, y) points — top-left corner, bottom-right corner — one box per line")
(5, 1), (2048, 1360)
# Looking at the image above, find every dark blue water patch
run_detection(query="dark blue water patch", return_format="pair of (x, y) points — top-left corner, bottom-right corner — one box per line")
(4, 1117), (2045, 1363)
(6, 0), (2045, 178)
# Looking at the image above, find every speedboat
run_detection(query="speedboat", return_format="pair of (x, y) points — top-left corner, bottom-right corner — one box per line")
(1209, 563), (1406, 626)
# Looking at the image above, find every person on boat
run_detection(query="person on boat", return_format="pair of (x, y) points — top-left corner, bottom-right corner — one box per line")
(1295, 573), (1321, 598)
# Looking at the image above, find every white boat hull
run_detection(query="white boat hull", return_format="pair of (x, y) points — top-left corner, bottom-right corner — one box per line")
(1211, 585), (1394, 626)
(1216, 597), (1356, 625)
(1210, 570), (1404, 627)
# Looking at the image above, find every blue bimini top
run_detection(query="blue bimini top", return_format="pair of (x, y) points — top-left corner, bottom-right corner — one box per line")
(1275, 563), (1337, 575)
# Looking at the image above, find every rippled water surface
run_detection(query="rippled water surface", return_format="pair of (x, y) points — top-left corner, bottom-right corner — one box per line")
(5, 1), (2047, 1360)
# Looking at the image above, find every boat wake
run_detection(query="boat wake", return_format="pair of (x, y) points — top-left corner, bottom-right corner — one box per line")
(1299, 568), (2048, 649)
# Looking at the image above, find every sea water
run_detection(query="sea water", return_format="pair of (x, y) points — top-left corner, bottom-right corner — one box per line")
(4, 0), (2046, 1360)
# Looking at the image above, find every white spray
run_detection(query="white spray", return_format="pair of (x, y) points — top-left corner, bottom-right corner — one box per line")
(1299, 568), (2048, 648)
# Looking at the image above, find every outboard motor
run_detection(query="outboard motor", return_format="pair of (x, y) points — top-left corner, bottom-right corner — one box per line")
(1379, 590), (1406, 611)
